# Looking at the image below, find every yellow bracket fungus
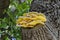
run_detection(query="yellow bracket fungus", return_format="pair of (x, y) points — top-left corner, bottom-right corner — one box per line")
(16, 12), (47, 28)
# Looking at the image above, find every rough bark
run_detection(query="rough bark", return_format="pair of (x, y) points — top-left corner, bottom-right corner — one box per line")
(21, 25), (57, 40)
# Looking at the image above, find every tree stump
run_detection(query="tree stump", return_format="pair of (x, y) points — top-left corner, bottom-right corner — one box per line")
(21, 0), (60, 40)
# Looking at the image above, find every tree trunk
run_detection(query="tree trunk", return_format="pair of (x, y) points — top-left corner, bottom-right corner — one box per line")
(21, 25), (57, 40)
(21, 0), (60, 40)
(0, 0), (10, 18)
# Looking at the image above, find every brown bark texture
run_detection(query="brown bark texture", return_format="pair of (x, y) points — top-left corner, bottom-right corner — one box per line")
(21, 25), (57, 40)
